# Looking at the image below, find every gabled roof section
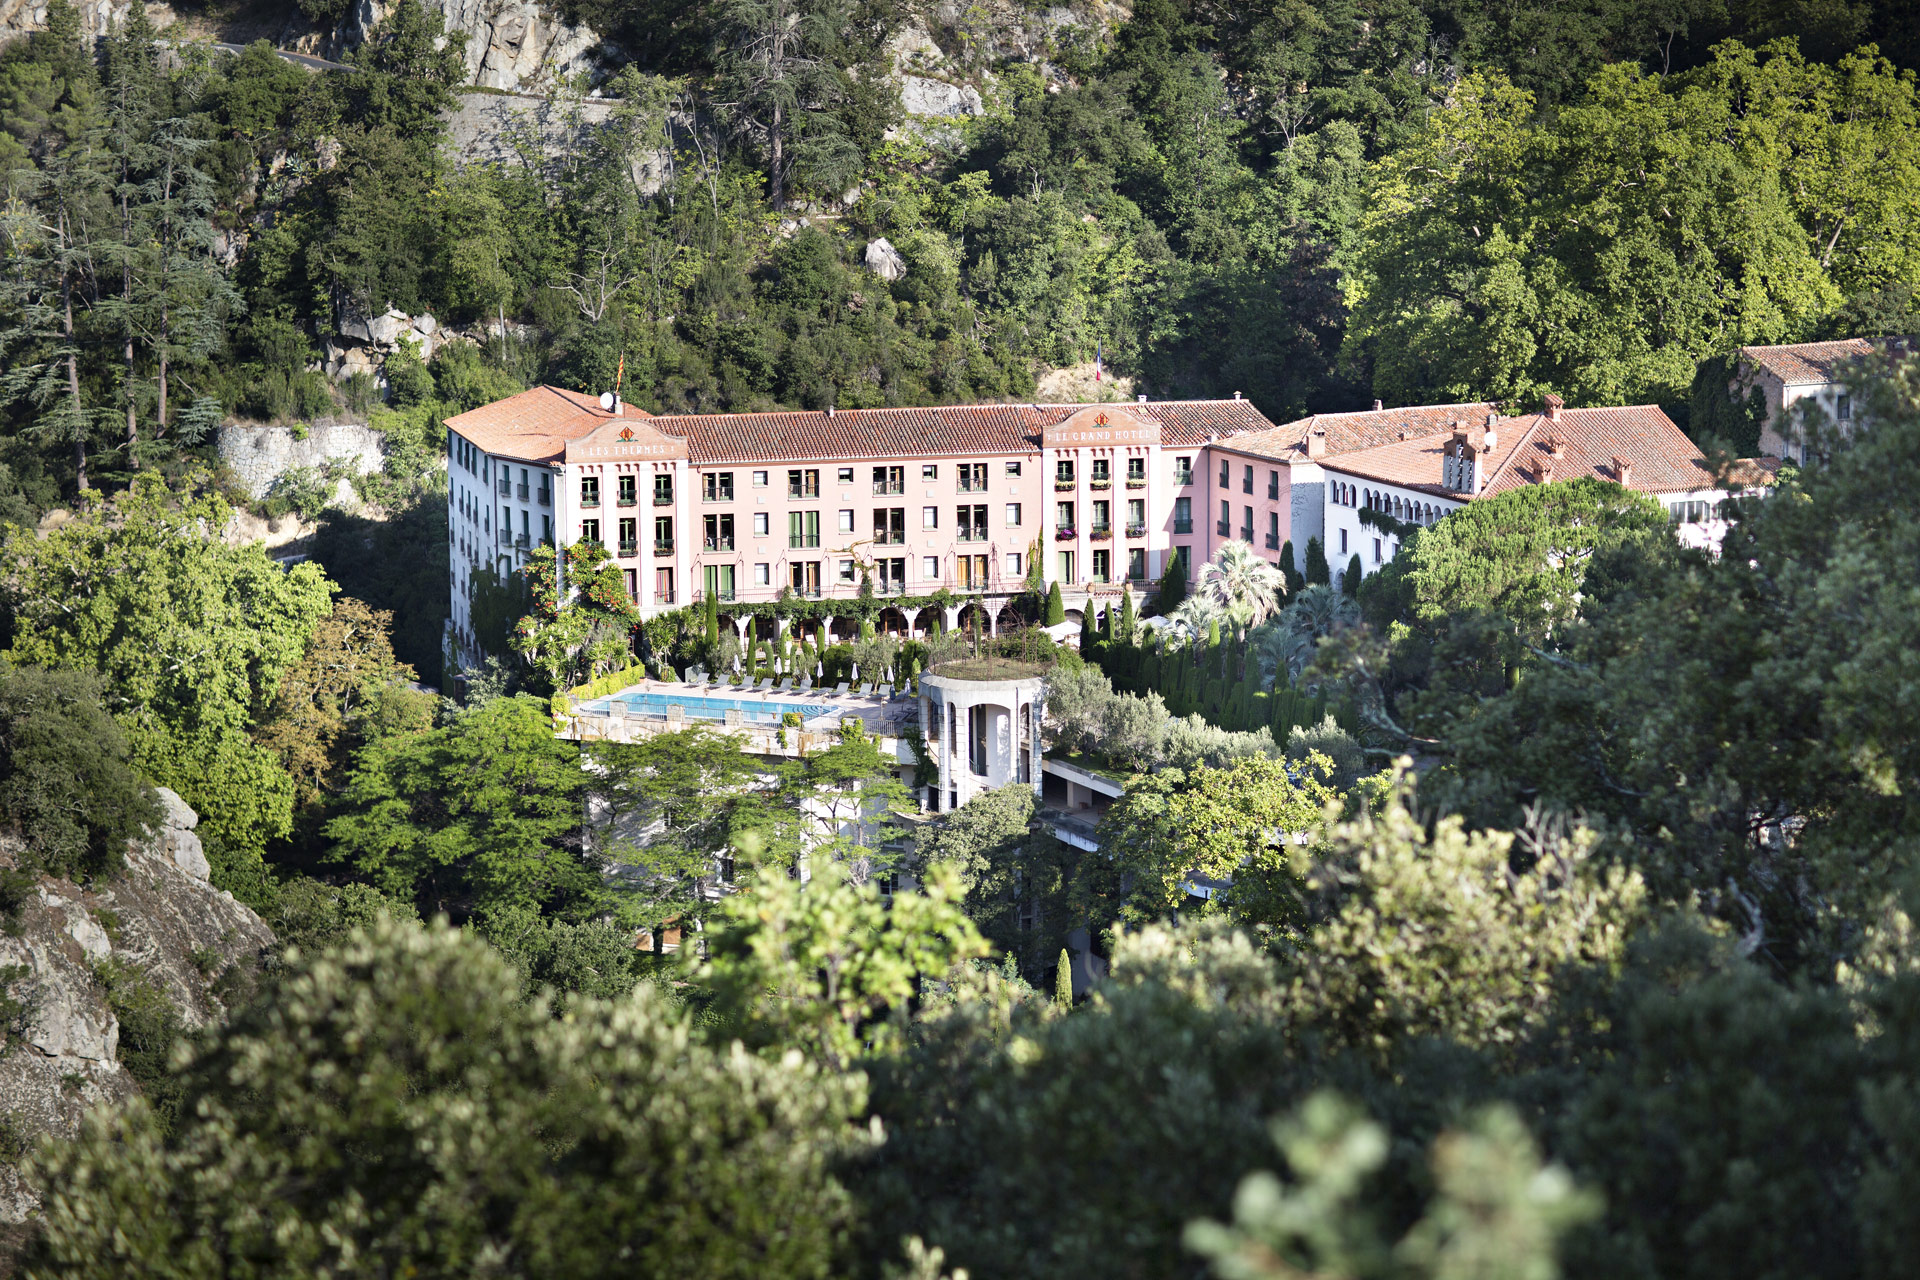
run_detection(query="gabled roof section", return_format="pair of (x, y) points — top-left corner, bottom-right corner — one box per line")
(564, 413), (690, 464)
(1739, 339), (1878, 386)
(1219, 402), (1502, 463)
(445, 386), (655, 465)
(1322, 405), (1714, 498)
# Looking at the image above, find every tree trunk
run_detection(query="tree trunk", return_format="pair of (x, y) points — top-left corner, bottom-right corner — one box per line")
(62, 271), (86, 492)
(121, 189), (137, 466)
(769, 96), (786, 210)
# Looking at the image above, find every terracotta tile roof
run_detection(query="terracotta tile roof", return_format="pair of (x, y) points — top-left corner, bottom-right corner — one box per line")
(644, 398), (1279, 464)
(1323, 405), (1716, 498)
(445, 386), (654, 464)
(1218, 402), (1502, 462)
(1739, 339), (1878, 385)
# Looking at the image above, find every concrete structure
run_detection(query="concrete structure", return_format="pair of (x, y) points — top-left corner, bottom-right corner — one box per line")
(920, 662), (1046, 812)
(1317, 396), (1775, 583)
(215, 421), (384, 501)
(1732, 337), (1914, 462)
(442, 389), (1279, 660)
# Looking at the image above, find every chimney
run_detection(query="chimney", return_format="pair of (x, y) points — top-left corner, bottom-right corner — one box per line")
(1544, 432), (1566, 458)
(1612, 455), (1633, 486)
(1232, 391), (1242, 400)
(1372, 399), (1384, 411)
(1536, 457), (1555, 484)
(1305, 428), (1327, 459)
(1544, 392), (1564, 421)
(1483, 412), (1497, 451)
(1137, 393), (1148, 403)
(827, 404), (836, 418)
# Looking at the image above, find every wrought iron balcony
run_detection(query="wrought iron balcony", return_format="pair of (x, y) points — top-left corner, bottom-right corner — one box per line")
(1217, 520), (1231, 535)
(654, 539), (675, 554)
(1054, 479), (1077, 492)
(1054, 526), (1077, 540)
(1090, 525), (1112, 541)
(1126, 478), (1147, 489)
(537, 488), (551, 506)
(1265, 533), (1280, 550)
(1173, 518), (1193, 534)
(618, 540), (638, 557)
(1090, 479), (1112, 491)
(1125, 523), (1146, 539)
(652, 492), (674, 506)
(496, 478), (510, 496)
(516, 482), (529, 500)
(580, 495), (599, 509)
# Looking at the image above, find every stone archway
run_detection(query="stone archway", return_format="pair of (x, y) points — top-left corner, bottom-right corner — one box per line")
(876, 606), (911, 637)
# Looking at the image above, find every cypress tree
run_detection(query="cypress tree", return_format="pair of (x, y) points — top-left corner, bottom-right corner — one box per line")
(1343, 554), (1364, 597)
(1045, 580), (1066, 625)
(1055, 948), (1073, 1008)
(1278, 540), (1305, 596)
(1079, 605), (1096, 652)
(704, 594), (720, 648)
(1118, 586), (1136, 642)
(1156, 549), (1188, 612)
(1206, 617), (1221, 650)
(1304, 536), (1331, 585)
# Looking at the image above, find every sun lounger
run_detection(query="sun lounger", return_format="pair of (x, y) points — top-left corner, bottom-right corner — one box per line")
(833, 681), (850, 696)
(756, 677), (774, 691)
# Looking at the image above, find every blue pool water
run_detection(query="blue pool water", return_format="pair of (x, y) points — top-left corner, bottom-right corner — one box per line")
(588, 690), (831, 723)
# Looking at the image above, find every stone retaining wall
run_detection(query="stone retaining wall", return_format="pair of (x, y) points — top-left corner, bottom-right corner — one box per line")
(215, 422), (385, 500)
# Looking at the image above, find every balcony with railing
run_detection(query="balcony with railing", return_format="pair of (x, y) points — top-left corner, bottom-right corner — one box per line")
(581, 494), (600, 509)
(1174, 517), (1193, 534)
(1054, 526), (1077, 540)
(1267, 482), (1280, 501)
(1217, 519), (1231, 535)
(1126, 478), (1147, 489)
(1125, 522), (1146, 539)
(1265, 533), (1280, 550)
(537, 488), (551, 506)
(496, 478), (510, 496)
(957, 478), (988, 494)
(957, 528), (987, 543)
(1240, 526), (1253, 541)
(873, 480), (904, 496)
(653, 491), (674, 506)
(656, 588), (676, 604)
(704, 537), (734, 552)
(788, 483), (820, 500)
(516, 482), (529, 500)
(617, 492), (637, 508)
(1054, 479), (1077, 492)
(654, 539), (675, 554)
(515, 533), (529, 549)
(1090, 525), (1112, 541)
(619, 540), (639, 558)
(1090, 479), (1111, 491)
(1173, 469), (1193, 487)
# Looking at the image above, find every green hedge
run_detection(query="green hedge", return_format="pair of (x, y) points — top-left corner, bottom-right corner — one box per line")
(551, 662), (650, 721)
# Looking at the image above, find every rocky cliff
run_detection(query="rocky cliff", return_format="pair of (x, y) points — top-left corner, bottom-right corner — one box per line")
(0, 790), (274, 1250)
(334, 0), (604, 91)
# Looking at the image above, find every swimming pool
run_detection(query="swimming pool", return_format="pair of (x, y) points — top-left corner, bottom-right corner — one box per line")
(586, 690), (832, 724)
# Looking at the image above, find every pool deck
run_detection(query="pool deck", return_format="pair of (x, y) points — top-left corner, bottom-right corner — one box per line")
(561, 679), (918, 758)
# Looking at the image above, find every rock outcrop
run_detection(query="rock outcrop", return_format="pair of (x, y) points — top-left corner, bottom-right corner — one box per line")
(0, 0), (176, 46)
(0, 790), (274, 1235)
(335, 0), (605, 92)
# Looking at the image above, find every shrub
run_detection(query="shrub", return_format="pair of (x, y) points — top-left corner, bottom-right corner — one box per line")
(0, 666), (161, 881)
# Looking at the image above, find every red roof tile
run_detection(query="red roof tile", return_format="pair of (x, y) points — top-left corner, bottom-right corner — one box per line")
(1739, 339), (1878, 385)
(445, 386), (653, 464)
(1218, 402), (1502, 463)
(1323, 405), (1716, 498)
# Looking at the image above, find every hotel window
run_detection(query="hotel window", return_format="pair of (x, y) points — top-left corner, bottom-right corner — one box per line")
(1006, 502), (1022, 526)
(880, 557), (906, 592)
(618, 474), (636, 506)
(580, 476), (600, 508)
(1218, 499), (1230, 535)
(1373, 536), (1382, 563)
(754, 562), (771, 586)
(923, 506), (939, 529)
(923, 464), (939, 480)
(753, 511), (769, 537)
(1219, 458), (1229, 486)
(836, 508), (853, 533)
(788, 510), (820, 548)
(957, 504), (987, 542)
(581, 518), (601, 545)
(1092, 548), (1110, 582)
(1006, 551), (1023, 577)
(1174, 495), (1192, 533)
(1127, 547), (1146, 580)
(1339, 528), (1348, 554)
(788, 468), (820, 499)
(958, 463), (987, 492)
(838, 466), (854, 484)
(1091, 458), (1110, 483)
(705, 564), (737, 602)
(923, 555), (940, 580)
(875, 507), (905, 544)
(1091, 499), (1110, 532)
(618, 517), (637, 556)
(1837, 394), (1852, 421)
(1058, 549), (1076, 581)
(790, 561), (821, 595)
(704, 513), (734, 551)
(1266, 511), (1279, 549)
(838, 559), (856, 583)
(702, 472), (733, 501)
(1056, 500), (1075, 529)
(1242, 504), (1253, 540)
(654, 516), (674, 551)
(1267, 470), (1279, 500)
(1126, 497), (1145, 530)
(752, 470), (769, 488)
(1174, 456), (1193, 485)
(654, 473), (673, 504)
(873, 465), (904, 495)
(1056, 458), (1074, 484)
(1006, 460), (1022, 476)
(1243, 464), (1253, 494)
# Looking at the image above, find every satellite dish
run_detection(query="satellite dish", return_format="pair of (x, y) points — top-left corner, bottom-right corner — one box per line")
(598, 391), (615, 411)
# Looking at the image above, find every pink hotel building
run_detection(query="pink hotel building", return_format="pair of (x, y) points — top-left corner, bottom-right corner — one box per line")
(443, 387), (1288, 646)
(443, 385), (1742, 650)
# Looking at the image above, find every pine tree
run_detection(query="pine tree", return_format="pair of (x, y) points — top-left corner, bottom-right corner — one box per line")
(1343, 554), (1364, 597)
(1054, 948), (1073, 1009)
(1305, 536), (1331, 585)
(1045, 580), (1065, 625)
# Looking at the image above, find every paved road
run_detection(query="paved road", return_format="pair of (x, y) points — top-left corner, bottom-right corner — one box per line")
(208, 41), (354, 73)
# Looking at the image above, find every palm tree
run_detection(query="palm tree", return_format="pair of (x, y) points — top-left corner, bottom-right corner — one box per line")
(1256, 583), (1360, 687)
(1194, 540), (1288, 630)
(1167, 592), (1225, 644)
